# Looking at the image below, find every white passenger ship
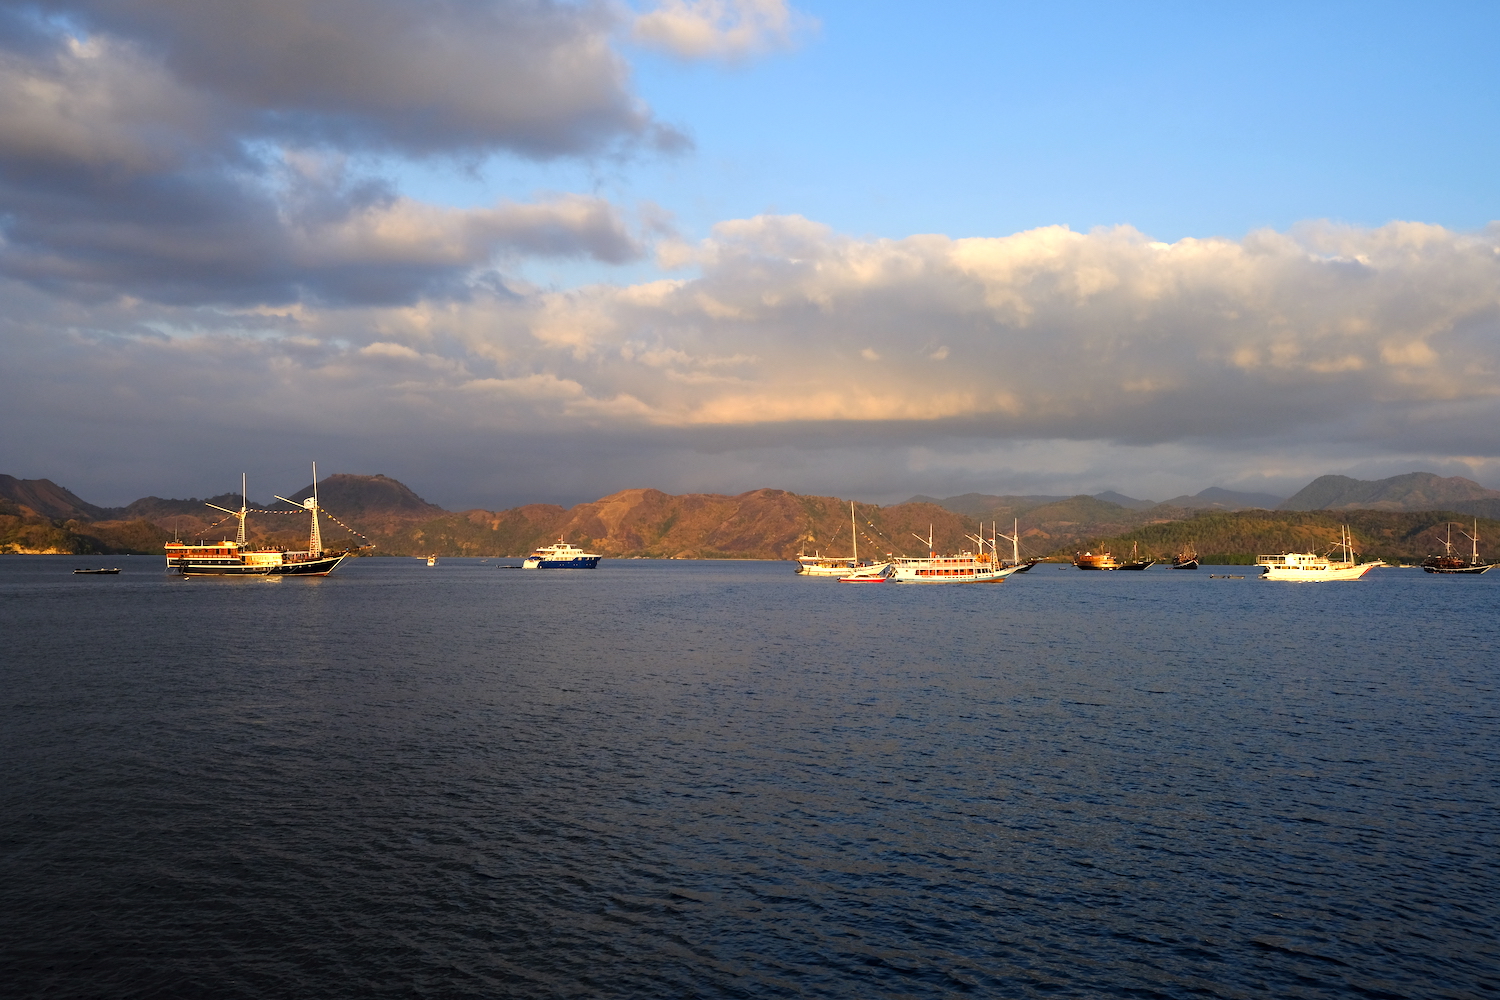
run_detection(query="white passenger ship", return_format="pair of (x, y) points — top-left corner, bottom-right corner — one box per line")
(886, 526), (1019, 584)
(522, 539), (602, 569)
(1256, 526), (1382, 582)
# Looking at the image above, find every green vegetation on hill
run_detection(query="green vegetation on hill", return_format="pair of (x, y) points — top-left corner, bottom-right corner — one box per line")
(0, 509), (173, 555)
(1056, 509), (1500, 564)
(368, 492), (979, 559)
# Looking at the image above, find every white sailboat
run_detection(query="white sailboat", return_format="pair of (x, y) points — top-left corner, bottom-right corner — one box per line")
(799, 501), (891, 577)
(1256, 526), (1382, 581)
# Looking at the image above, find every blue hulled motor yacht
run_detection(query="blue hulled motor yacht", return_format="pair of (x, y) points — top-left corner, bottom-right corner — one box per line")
(523, 539), (602, 569)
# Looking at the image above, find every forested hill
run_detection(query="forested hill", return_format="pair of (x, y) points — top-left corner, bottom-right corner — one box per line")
(1279, 472), (1500, 513)
(1059, 508), (1500, 565)
(362, 489), (977, 560)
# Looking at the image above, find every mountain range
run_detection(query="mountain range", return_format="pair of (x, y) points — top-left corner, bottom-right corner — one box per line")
(908, 486), (1287, 519)
(1276, 472), (1500, 516)
(4, 471), (1500, 559)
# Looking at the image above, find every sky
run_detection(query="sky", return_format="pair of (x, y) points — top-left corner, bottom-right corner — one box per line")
(2, 0), (1498, 510)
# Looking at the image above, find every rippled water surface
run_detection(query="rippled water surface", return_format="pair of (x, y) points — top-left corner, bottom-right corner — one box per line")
(3, 556), (1498, 998)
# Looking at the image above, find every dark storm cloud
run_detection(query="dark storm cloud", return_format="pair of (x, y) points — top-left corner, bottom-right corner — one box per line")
(22, 0), (675, 157)
(0, 2), (675, 305)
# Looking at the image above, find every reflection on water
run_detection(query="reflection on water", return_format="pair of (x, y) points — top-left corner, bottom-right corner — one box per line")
(2, 557), (1497, 998)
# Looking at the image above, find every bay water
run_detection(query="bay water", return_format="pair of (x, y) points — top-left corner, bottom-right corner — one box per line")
(2, 556), (1497, 997)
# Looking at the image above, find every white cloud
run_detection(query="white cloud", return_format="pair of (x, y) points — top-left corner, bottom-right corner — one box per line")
(480, 217), (1499, 439)
(632, 0), (815, 60)
(291, 191), (643, 268)
(5, 218), (1500, 506)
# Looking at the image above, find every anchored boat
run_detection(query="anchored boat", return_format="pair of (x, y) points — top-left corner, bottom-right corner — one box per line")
(164, 465), (362, 577)
(1422, 521), (1495, 575)
(998, 519), (1041, 572)
(1074, 550), (1120, 570)
(798, 501), (891, 577)
(522, 539), (601, 569)
(1256, 526), (1381, 582)
(885, 525), (1018, 584)
(1172, 544), (1199, 570)
(1117, 541), (1155, 571)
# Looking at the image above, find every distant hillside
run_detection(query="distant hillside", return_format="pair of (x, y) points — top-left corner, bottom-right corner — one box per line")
(904, 493), (1069, 517)
(374, 489), (979, 560)
(11, 469), (1500, 561)
(1158, 487), (1284, 510)
(0, 475), (107, 520)
(1092, 491), (1157, 510)
(116, 493), (270, 521)
(907, 490), (1162, 516)
(0, 502), (174, 555)
(1449, 498), (1500, 520)
(1279, 473), (1500, 512)
(1005, 496), (1187, 554)
(278, 474), (447, 535)
(282, 473), (445, 517)
(1061, 508), (1500, 565)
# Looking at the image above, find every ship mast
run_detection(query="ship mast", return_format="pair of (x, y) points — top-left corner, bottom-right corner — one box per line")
(1459, 519), (1481, 565)
(912, 524), (935, 557)
(274, 461), (324, 557)
(997, 518), (1022, 565)
(309, 462), (321, 556)
(850, 500), (858, 564)
(203, 471), (250, 545)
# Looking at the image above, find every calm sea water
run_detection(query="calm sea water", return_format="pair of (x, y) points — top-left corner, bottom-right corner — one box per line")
(2, 555), (1497, 998)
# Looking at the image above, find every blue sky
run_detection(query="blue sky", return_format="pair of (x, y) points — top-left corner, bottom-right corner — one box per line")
(413, 1), (1500, 248)
(1, 0), (1498, 509)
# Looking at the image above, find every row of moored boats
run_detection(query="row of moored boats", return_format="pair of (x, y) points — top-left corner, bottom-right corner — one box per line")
(1071, 521), (1497, 581)
(156, 471), (1497, 583)
(797, 516), (1498, 584)
(793, 505), (1041, 584)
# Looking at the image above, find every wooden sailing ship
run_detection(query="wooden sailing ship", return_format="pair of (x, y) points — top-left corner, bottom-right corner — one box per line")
(1422, 521), (1496, 575)
(164, 465), (363, 577)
